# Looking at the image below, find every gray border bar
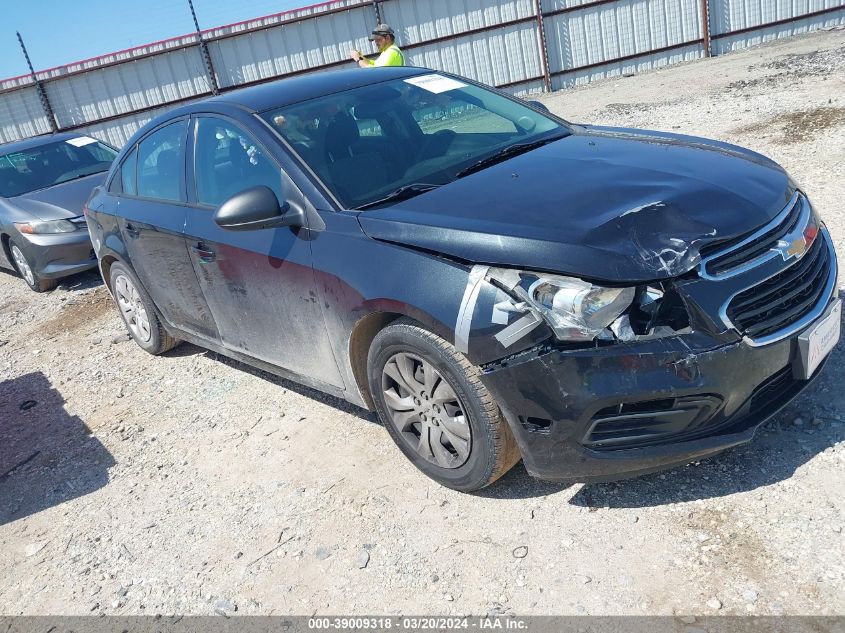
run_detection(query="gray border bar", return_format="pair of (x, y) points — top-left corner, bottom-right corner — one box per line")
(0, 616), (842, 633)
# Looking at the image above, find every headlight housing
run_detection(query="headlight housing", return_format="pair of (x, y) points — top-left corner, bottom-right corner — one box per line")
(489, 269), (636, 342)
(14, 219), (78, 234)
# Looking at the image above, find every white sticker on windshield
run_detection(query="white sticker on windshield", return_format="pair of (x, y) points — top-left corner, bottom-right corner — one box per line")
(65, 136), (98, 147)
(404, 74), (467, 94)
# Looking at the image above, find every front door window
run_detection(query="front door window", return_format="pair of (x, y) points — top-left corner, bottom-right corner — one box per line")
(194, 118), (283, 207)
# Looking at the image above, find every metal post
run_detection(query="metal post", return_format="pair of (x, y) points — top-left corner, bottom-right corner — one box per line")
(16, 31), (59, 133)
(533, 0), (553, 92)
(700, 0), (712, 57)
(188, 0), (220, 95)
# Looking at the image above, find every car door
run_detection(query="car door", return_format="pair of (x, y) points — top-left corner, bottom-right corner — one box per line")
(115, 119), (218, 341)
(184, 114), (343, 387)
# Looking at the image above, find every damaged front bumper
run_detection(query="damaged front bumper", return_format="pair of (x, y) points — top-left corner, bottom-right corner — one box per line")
(480, 320), (830, 483)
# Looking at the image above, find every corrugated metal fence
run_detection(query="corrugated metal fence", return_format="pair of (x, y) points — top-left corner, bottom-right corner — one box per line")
(1, 0), (843, 147)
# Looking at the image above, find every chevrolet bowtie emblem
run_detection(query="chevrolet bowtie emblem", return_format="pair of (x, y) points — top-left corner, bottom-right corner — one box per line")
(776, 237), (807, 261)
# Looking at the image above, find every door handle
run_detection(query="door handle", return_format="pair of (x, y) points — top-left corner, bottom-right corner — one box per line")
(124, 222), (140, 238)
(191, 243), (216, 263)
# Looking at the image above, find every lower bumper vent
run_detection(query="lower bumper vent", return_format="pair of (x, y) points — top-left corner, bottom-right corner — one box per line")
(584, 395), (722, 449)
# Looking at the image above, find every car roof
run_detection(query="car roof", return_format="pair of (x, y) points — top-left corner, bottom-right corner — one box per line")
(204, 66), (430, 113)
(119, 66), (438, 152)
(0, 132), (93, 155)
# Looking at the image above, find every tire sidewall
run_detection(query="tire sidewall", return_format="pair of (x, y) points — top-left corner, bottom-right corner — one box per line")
(109, 262), (164, 354)
(9, 241), (51, 292)
(368, 325), (498, 491)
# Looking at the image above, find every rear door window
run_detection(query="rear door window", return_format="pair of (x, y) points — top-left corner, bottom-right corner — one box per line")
(137, 121), (187, 202)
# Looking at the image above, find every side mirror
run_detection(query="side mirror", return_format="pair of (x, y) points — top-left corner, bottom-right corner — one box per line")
(214, 185), (305, 231)
(526, 99), (551, 114)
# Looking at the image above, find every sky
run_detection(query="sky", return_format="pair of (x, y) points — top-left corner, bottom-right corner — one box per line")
(0, 0), (310, 80)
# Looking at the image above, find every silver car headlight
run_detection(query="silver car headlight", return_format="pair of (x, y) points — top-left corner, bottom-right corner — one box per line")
(489, 269), (636, 341)
(14, 219), (78, 234)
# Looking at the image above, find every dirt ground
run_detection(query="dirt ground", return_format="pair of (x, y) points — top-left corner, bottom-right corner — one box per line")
(1, 29), (844, 617)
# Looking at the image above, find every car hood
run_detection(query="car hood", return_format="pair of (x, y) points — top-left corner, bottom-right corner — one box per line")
(8, 172), (106, 221)
(356, 126), (793, 283)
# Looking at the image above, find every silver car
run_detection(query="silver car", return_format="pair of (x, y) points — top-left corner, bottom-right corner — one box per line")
(0, 133), (117, 292)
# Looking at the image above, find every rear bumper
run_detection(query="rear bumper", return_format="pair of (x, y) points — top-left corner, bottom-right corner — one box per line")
(480, 319), (828, 483)
(17, 229), (97, 279)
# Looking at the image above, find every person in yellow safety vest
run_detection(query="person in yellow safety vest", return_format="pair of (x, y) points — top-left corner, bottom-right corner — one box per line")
(350, 24), (405, 67)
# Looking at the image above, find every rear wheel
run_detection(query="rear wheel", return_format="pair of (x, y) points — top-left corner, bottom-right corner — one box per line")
(109, 261), (178, 355)
(9, 241), (57, 292)
(368, 319), (520, 492)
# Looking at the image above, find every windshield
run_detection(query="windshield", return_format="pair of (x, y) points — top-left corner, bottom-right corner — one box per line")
(261, 74), (566, 209)
(0, 137), (117, 198)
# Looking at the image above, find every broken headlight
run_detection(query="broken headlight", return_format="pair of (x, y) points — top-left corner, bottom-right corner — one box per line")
(489, 269), (635, 342)
(487, 268), (690, 343)
(526, 276), (635, 341)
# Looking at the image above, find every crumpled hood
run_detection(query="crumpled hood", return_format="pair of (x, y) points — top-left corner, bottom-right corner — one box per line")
(357, 126), (793, 283)
(8, 172), (106, 221)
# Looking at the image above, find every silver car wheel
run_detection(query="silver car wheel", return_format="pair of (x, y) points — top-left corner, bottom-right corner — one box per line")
(10, 244), (35, 287)
(381, 352), (472, 469)
(114, 274), (152, 343)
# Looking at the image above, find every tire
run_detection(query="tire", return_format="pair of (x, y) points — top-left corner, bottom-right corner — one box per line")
(9, 241), (57, 293)
(367, 319), (521, 492)
(109, 261), (179, 355)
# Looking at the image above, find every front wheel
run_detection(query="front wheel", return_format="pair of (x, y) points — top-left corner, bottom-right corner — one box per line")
(9, 241), (57, 292)
(367, 319), (520, 492)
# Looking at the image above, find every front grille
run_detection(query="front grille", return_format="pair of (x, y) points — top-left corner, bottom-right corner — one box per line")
(726, 232), (830, 339)
(702, 193), (803, 277)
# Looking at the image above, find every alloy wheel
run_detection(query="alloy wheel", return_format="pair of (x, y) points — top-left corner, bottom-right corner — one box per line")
(114, 274), (152, 342)
(381, 352), (472, 469)
(10, 245), (35, 287)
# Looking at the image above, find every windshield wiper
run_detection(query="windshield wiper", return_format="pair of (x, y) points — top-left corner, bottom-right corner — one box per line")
(55, 170), (106, 185)
(355, 183), (441, 211)
(454, 130), (571, 179)
(27, 170), (107, 194)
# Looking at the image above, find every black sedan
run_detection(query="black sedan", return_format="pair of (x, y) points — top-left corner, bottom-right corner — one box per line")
(1, 133), (117, 291)
(85, 67), (839, 491)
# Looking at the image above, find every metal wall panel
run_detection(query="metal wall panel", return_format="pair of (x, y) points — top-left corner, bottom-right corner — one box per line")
(545, 0), (703, 74)
(0, 75), (34, 94)
(1, 0), (841, 145)
(381, 0), (537, 44)
(43, 48), (211, 129)
(78, 105), (182, 149)
(202, 0), (372, 38)
(712, 5), (845, 50)
(551, 41), (702, 89)
(0, 86), (53, 144)
(505, 77), (548, 95)
(34, 35), (200, 82)
(208, 4), (375, 88)
(709, 0), (843, 35)
(404, 22), (545, 88)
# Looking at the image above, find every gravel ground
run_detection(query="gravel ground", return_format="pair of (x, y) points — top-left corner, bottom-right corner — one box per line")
(1, 29), (844, 617)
